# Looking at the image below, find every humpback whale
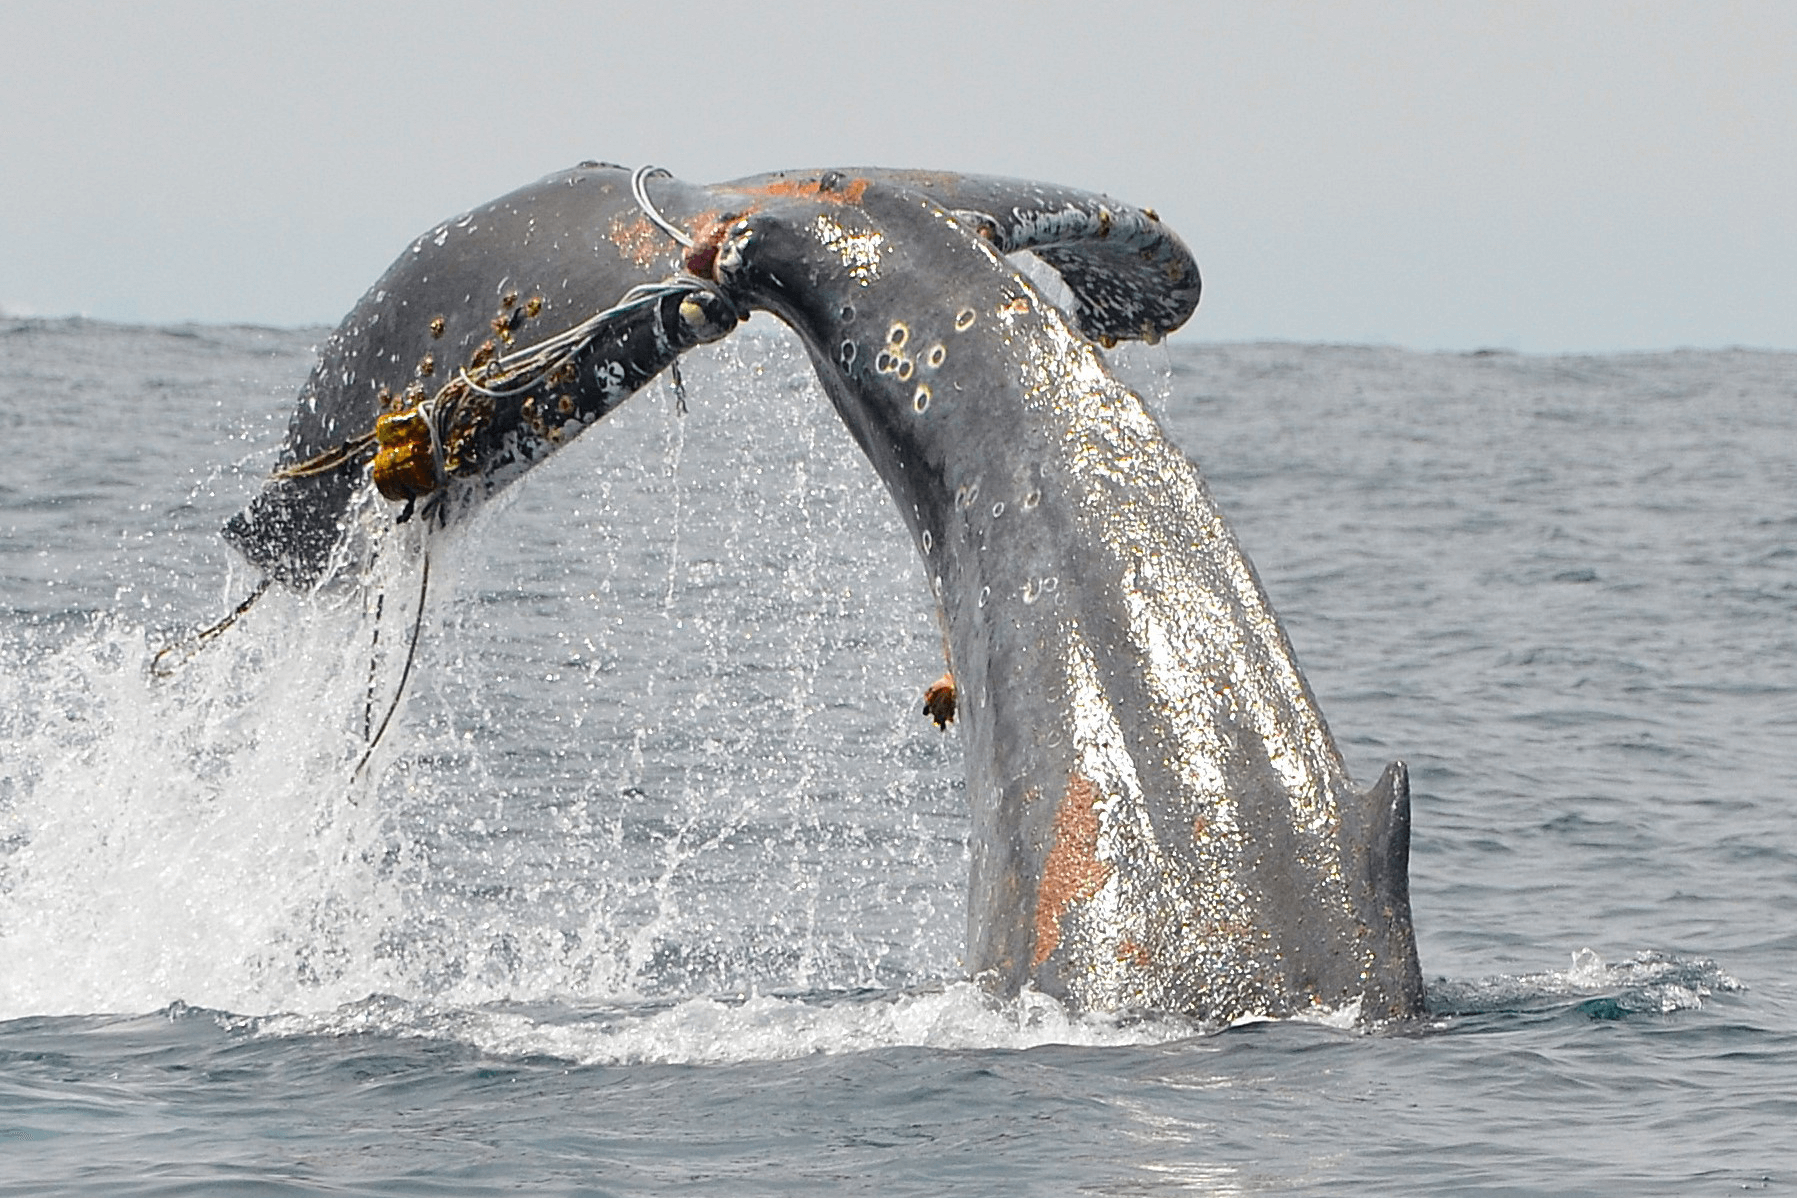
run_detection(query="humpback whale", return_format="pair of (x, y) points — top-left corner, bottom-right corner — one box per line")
(224, 163), (1425, 1026)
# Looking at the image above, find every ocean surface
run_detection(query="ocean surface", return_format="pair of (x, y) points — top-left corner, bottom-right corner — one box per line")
(2, 316), (1792, 1195)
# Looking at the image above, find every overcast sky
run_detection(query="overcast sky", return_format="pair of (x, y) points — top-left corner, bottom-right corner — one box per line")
(3, 0), (1791, 352)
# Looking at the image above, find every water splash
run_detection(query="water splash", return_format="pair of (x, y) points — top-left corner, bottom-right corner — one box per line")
(238, 982), (1201, 1066)
(1427, 948), (1745, 1021)
(0, 589), (413, 1018)
(1, 325), (965, 1021)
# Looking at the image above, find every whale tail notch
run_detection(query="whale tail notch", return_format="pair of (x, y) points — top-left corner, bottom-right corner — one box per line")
(1356, 759), (1427, 1020)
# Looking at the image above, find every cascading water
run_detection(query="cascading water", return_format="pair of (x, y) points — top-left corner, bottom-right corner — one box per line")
(1, 322), (975, 1023)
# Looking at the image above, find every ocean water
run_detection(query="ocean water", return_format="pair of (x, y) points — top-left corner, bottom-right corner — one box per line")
(1, 317), (1793, 1195)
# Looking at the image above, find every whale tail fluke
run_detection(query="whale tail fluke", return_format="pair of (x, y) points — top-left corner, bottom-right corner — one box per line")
(1357, 759), (1427, 1019)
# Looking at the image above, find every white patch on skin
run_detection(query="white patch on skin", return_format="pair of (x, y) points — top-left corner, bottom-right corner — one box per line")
(993, 294), (1367, 1009)
(1017, 299), (1344, 834)
(812, 214), (886, 285)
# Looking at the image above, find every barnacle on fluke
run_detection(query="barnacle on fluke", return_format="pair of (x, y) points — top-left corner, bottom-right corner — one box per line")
(923, 673), (957, 729)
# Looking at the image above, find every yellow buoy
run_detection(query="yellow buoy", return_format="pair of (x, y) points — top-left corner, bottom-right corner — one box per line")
(371, 407), (439, 502)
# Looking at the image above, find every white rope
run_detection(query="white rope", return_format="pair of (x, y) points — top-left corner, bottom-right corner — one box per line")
(452, 272), (744, 403)
(631, 164), (696, 249)
(454, 280), (687, 399)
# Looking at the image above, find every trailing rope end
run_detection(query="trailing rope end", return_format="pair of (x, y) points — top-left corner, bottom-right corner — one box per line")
(147, 578), (273, 679)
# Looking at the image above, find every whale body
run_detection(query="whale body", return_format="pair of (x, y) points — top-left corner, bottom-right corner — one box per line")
(225, 164), (1425, 1026)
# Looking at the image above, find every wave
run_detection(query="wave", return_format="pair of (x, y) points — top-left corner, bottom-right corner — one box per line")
(1428, 949), (1744, 1021)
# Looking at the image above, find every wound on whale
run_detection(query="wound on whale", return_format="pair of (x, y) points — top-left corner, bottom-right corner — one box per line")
(218, 162), (1426, 1027)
